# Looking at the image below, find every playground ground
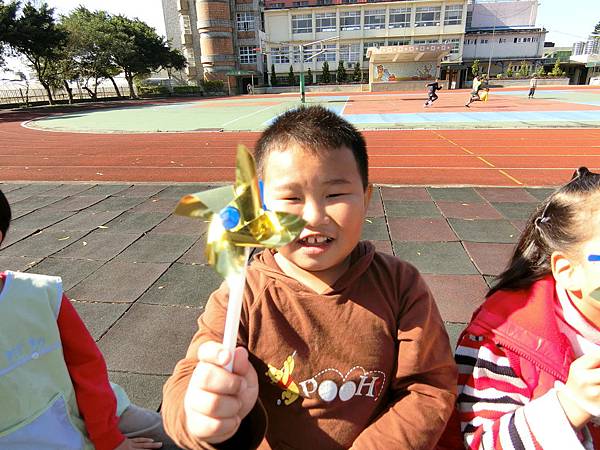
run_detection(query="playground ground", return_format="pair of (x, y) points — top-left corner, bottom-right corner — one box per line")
(0, 85), (599, 416)
(1, 85), (600, 185)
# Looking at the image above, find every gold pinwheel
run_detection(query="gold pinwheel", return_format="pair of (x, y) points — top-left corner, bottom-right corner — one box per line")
(174, 145), (306, 279)
(175, 145), (305, 370)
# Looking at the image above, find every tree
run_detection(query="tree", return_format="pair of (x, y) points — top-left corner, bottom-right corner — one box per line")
(336, 60), (347, 83)
(536, 65), (546, 77)
(517, 61), (530, 78)
(505, 67), (514, 77)
(594, 20), (600, 34)
(550, 58), (564, 77)
(108, 14), (185, 98)
(321, 61), (330, 83)
(471, 59), (480, 77)
(271, 63), (277, 86)
(7, 2), (67, 104)
(0, 1), (18, 67)
(352, 62), (362, 82)
(306, 67), (312, 85)
(60, 7), (120, 100)
(288, 64), (295, 85)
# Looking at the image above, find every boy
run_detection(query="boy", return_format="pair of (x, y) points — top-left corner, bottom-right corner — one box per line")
(528, 75), (537, 99)
(162, 106), (457, 449)
(424, 78), (442, 107)
(0, 189), (170, 450)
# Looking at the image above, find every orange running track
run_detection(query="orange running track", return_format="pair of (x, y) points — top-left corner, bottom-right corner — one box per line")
(1, 104), (600, 186)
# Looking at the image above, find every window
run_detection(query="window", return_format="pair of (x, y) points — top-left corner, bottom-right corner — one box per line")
(480, 39), (488, 44)
(292, 14), (312, 33)
(499, 37), (507, 43)
(180, 15), (192, 33)
(532, 37), (538, 42)
(389, 8), (411, 29)
(293, 1), (308, 6)
(317, 44), (337, 61)
(270, 2), (285, 7)
(239, 46), (257, 64)
(342, 0), (357, 4)
(292, 45), (314, 62)
(389, 39), (410, 46)
(414, 39), (438, 44)
(442, 38), (460, 58)
(465, 38), (476, 45)
(444, 4), (463, 25)
(340, 11), (360, 31)
(364, 9), (385, 30)
(236, 12), (255, 31)
(316, 12), (336, 32)
(514, 37), (533, 43)
(339, 43), (360, 62)
(415, 6), (441, 27)
(363, 41), (384, 59)
(272, 46), (290, 64)
(317, 0), (332, 5)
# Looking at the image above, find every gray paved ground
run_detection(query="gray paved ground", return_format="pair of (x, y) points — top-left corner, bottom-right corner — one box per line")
(0, 181), (555, 412)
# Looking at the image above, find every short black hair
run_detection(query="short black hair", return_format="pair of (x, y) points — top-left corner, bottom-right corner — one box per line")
(0, 189), (10, 244)
(254, 106), (369, 189)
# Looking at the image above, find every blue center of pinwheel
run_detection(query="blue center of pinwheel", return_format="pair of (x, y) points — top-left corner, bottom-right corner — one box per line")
(219, 206), (240, 230)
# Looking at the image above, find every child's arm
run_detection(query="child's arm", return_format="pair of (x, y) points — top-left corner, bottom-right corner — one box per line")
(57, 295), (126, 450)
(456, 334), (588, 449)
(162, 282), (266, 450)
(351, 271), (457, 449)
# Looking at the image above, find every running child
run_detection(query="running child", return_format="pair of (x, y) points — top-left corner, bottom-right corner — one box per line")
(454, 167), (600, 449)
(425, 78), (443, 107)
(162, 106), (457, 449)
(465, 75), (481, 107)
(0, 189), (171, 450)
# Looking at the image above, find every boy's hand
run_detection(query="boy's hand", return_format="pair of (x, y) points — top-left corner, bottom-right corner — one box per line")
(558, 353), (600, 429)
(115, 437), (162, 449)
(184, 341), (259, 444)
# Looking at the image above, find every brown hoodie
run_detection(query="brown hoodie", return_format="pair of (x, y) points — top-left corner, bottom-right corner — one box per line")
(162, 241), (457, 450)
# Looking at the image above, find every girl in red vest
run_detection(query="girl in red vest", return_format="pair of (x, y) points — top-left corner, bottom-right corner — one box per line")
(453, 167), (600, 449)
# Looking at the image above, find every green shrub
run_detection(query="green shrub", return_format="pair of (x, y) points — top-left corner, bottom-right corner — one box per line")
(201, 80), (225, 92)
(138, 85), (170, 96)
(173, 85), (204, 95)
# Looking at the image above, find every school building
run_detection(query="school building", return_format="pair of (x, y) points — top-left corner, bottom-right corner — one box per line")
(263, 0), (468, 88)
(461, 0), (547, 82)
(161, 0), (555, 91)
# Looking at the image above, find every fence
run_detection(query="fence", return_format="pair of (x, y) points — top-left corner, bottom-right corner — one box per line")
(0, 86), (133, 106)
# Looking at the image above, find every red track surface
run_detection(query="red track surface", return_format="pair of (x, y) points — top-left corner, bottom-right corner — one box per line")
(1, 98), (600, 186)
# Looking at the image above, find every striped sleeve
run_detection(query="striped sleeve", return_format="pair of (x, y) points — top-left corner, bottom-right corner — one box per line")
(456, 334), (587, 450)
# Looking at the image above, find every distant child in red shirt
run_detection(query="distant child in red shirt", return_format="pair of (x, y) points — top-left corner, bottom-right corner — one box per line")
(0, 189), (173, 450)
(452, 167), (600, 449)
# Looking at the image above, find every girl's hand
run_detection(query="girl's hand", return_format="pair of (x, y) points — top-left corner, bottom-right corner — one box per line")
(114, 437), (163, 449)
(183, 341), (259, 444)
(557, 353), (600, 429)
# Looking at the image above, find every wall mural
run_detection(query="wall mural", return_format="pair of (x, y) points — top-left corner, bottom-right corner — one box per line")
(372, 62), (437, 82)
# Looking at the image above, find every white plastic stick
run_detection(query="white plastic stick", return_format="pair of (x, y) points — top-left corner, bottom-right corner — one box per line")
(222, 247), (251, 372)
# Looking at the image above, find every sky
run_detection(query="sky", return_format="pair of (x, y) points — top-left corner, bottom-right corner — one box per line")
(41, 0), (597, 47)
(45, 0), (167, 37)
(2, 0), (597, 76)
(537, 0), (598, 47)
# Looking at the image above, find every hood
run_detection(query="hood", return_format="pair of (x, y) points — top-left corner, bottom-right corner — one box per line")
(250, 241), (376, 297)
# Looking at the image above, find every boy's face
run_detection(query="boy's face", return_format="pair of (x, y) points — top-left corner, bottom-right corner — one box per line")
(262, 144), (371, 282)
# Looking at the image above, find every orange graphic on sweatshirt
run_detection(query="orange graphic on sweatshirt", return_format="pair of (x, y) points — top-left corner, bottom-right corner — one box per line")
(266, 351), (300, 406)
